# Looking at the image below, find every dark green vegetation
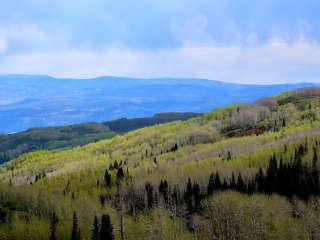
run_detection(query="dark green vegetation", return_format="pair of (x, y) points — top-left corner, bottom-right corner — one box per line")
(0, 112), (197, 164)
(103, 112), (199, 133)
(0, 88), (320, 239)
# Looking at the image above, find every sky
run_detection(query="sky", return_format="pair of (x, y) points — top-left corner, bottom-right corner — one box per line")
(0, 0), (320, 84)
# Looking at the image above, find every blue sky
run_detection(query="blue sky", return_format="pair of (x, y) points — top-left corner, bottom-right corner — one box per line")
(0, 0), (319, 83)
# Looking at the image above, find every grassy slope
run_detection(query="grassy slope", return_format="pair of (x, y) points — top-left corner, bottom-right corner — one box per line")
(0, 88), (320, 239)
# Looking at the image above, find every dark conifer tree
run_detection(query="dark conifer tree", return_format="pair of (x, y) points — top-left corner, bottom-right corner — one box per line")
(145, 182), (154, 209)
(113, 161), (119, 170)
(184, 178), (193, 213)
(207, 173), (215, 195)
(91, 216), (99, 240)
(236, 173), (246, 193)
(255, 167), (265, 193)
(222, 179), (228, 190)
(100, 214), (114, 240)
(313, 147), (318, 168)
(214, 172), (222, 190)
(230, 172), (236, 189)
(116, 168), (124, 181)
(104, 170), (112, 188)
(71, 212), (80, 240)
(109, 163), (114, 170)
(159, 179), (169, 203)
(227, 151), (232, 160)
(192, 182), (201, 211)
(49, 212), (58, 240)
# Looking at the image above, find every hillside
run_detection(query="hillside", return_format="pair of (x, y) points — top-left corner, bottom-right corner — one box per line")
(0, 112), (197, 164)
(0, 88), (320, 239)
(1, 74), (319, 133)
(103, 112), (199, 133)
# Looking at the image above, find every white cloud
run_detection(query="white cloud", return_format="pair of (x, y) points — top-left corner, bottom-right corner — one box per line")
(0, 29), (7, 53)
(0, 39), (320, 84)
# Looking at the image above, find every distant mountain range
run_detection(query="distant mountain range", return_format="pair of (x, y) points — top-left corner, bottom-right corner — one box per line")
(0, 74), (319, 133)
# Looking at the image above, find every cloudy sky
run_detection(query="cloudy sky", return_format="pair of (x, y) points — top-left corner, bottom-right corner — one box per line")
(0, 0), (319, 83)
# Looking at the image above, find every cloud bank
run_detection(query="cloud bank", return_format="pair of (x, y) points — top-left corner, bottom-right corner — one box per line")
(0, 0), (319, 84)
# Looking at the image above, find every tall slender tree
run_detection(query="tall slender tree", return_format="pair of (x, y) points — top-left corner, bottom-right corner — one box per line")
(71, 211), (80, 240)
(91, 215), (99, 240)
(104, 170), (112, 188)
(100, 214), (114, 240)
(49, 212), (58, 240)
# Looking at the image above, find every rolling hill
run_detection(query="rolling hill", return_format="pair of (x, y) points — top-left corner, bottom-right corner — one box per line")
(0, 88), (320, 239)
(0, 112), (197, 164)
(0, 74), (319, 133)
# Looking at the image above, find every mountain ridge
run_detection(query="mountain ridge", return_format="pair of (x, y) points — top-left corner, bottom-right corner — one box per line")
(1, 74), (319, 133)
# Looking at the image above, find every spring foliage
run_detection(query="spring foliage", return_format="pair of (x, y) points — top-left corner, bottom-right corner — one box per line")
(0, 88), (320, 239)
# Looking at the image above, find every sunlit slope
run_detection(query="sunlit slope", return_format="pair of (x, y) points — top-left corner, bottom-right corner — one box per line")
(1, 88), (320, 185)
(0, 88), (320, 239)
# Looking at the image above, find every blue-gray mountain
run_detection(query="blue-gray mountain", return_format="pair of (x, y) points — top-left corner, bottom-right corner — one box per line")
(0, 74), (319, 133)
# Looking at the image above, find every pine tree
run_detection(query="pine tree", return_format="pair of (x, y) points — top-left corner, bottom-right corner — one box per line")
(116, 167), (124, 181)
(71, 212), (80, 240)
(49, 212), (58, 240)
(184, 178), (193, 213)
(113, 161), (119, 170)
(230, 172), (236, 189)
(313, 147), (318, 168)
(145, 182), (154, 209)
(255, 167), (265, 193)
(192, 182), (202, 211)
(227, 151), (232, 160)
(207, 173), (215, 195)
(214, 172), (222, 190)
(100, 214), (114, 240)
(104, 170), (112, 188)
(236, 173), (246, 193)
(159, 179), (169, 203)
(91, 216), (99, 240)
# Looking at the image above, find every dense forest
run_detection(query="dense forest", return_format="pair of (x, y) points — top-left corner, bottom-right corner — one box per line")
(0, 88), (320, 239)
(0, 112), (197, 164)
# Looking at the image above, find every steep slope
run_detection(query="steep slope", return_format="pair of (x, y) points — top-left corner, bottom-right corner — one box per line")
(0, 88), (320, 239)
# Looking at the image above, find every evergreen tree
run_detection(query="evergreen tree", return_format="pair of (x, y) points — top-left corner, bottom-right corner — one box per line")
(207, 173), (215, 195)
(192, 182), (202, 211)
(100, 214), (114, 240)
(236, 173), (246, 193)
(313, 147), (318, 168)
(227, 151), (232, 160)
(145, 182), (154, 209)
(91, 216), (99, 240)
(214, 172), (222, 190)
(104, 170), (112, 188)
(255, 167), (264, 193)
(71, 212), (80, 240)
(230, 172), (236, 189)
(184, 178), (193, 213)
(116, 167), (124, 181)
(113, 161), (119, 170)
(159, 179), (169, 203)
(49, 212), (58, 240)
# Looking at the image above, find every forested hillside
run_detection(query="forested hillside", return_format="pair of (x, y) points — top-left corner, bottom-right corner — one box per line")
(0, 88), (320, 239)
(0, 112), (197, 164)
